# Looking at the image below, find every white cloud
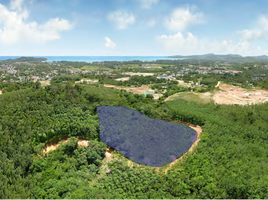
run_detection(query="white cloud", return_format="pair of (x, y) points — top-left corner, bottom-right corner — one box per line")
(140, 0), (159, 9)
(0, 0), (73, 45)
(10, 0), (24, 11)
(108, 10), (135, 30)
(157, 32), (268, 56)
(105, 37), (116, 49)
(240, 14), (268, 42)
(147, 18), (156, 27)
(165, 5), (204, 31)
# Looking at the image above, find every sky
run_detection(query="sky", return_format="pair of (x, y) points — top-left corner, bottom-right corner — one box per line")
(1, 0), (268, 56)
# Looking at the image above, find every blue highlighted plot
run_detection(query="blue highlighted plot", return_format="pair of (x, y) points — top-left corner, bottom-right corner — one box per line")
(97, 106), (197, 167)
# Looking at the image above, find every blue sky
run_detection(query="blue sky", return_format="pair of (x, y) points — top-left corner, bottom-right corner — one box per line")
(1, 0), (268, 56)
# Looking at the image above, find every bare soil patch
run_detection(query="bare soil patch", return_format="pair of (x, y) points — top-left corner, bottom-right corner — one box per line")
(115, 77), (130, 81)
(177, 80), (192, 87)
(39, 81), (50, 86)
(0, 90), (2, 95)
(164, 82), (268, 105)
(43, 138), (90, 154)
(213, 83), (268, 105)
(75, 79), (99, 84)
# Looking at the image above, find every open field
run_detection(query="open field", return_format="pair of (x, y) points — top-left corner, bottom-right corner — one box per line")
(121, 64), (164, 68)
(115, 77), (130, 81)
(166, 92), (213, 104)
(81, 65), (111, 71)
(213, 83), (268, 105)
(122, 72), (154, 76)
(39, 80), (50, 86)
(75, 79), (99, 84)
(103, 84), (163, 99)
(177, 80), (192, 87)
(165, 83), (268, 105)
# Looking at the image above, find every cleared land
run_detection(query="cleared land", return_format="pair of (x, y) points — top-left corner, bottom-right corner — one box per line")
(103, 84), (163, 100)
(165, 92), (213, 104)
(75, 79), (99, 84)
(122, 72), (154, 76)
(213, 83), (268, 105)
(177, 80), (192, 87)
(81, 65), (110, 71)
(115, 77), (130, 81)
(43, 138), (90, 154)
(39, 80), (50, 86)
(165, 83), (268, 105)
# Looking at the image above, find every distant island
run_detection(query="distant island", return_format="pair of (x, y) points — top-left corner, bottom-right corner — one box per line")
(169, 53), (268, 61)
(3, 56), (47, 62)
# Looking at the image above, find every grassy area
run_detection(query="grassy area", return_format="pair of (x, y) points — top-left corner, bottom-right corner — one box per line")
(81, 65), (111, 71)
(170, 92), (213, 104)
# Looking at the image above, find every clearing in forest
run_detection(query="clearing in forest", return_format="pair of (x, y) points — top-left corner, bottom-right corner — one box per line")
(39, 81), (50, 86)
(164, 83), (268, 105)
(213, 83), (268, 105)
(103, 84), (163, 100)
(165, 92), (213, 104)
(122, 72), (154, 76)
(43, 138), (90, 154)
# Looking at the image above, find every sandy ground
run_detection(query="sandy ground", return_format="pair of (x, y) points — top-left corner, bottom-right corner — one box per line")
(43, 138), (90, 154)
(39, 81), (50, 86)
(177, 80), (193, 87)
(105, 147), (113, 161)
(213, 83), (268, 105)
(115, 77), (130, 81)
(122, 72), (154, 76)
(103, 84), (163, 100)
(0, 90), (2, 95)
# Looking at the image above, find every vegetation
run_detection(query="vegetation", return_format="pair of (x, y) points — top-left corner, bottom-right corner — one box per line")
(1, 56), (268, 198)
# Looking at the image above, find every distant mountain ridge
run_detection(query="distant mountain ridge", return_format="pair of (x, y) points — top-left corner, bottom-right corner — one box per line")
(169, 53), (268, 61)
(3, 56), (47, 62)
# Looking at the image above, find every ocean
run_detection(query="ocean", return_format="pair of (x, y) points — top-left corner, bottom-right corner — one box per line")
(0, 56), (182, 63)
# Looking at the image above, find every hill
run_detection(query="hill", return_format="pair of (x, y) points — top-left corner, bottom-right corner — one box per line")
(169, 53), (268, 62)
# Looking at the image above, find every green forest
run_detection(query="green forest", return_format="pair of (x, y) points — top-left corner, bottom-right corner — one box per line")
(0, 81), (268, 199)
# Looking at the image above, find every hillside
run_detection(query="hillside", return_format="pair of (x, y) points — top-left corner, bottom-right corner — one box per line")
(169, 53), (268, 62)
(0, 82), (268, 198)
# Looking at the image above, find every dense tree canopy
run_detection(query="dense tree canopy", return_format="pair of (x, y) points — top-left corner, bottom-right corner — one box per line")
(0, 81), (268, 199)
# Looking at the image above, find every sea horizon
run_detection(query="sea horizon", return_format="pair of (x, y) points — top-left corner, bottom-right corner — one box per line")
(0, 56), (183, 63)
